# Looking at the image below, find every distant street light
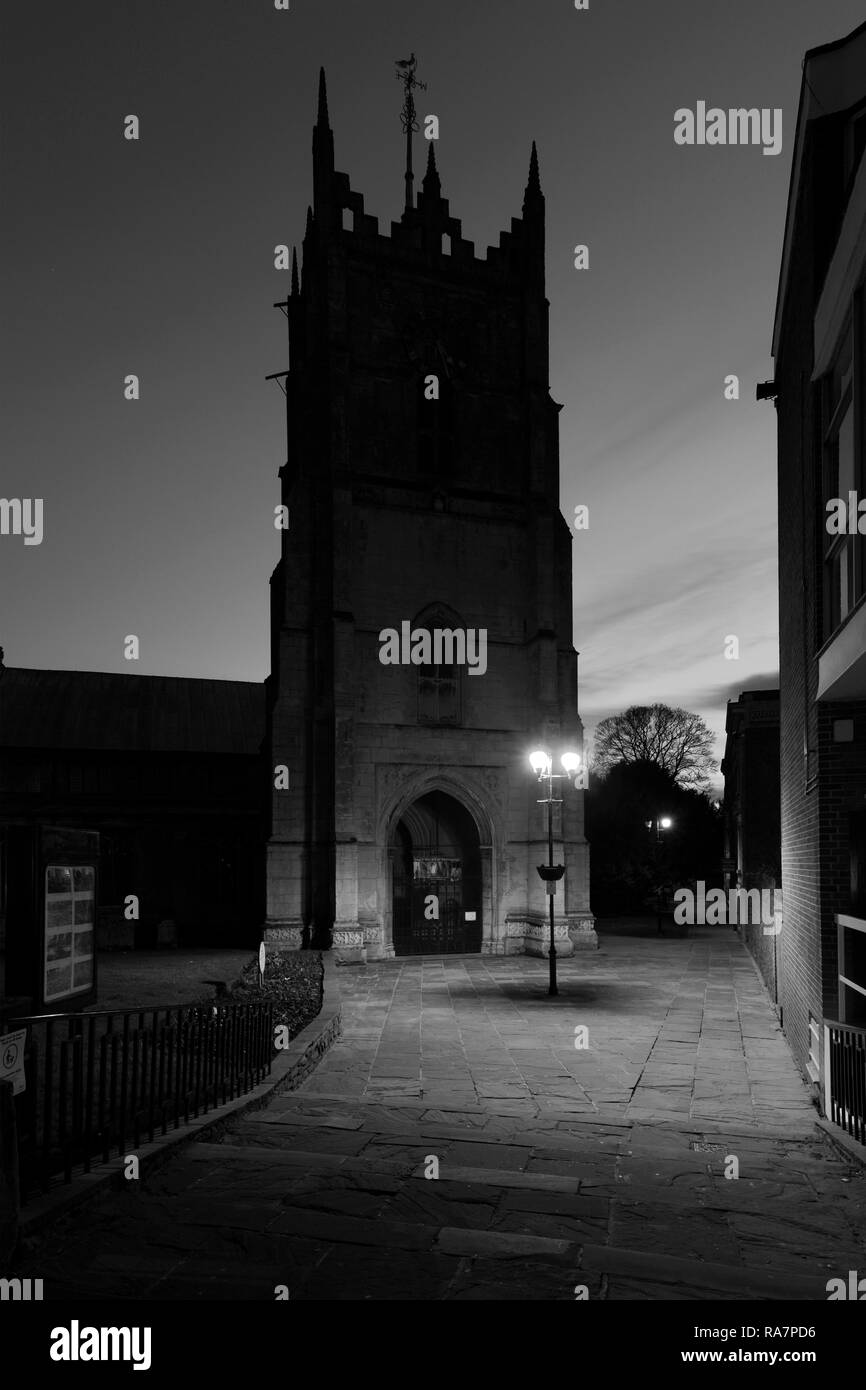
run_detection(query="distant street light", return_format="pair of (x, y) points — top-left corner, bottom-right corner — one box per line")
(646, 814), (674, 932)
(646, 814), (673, 843)
(530, 749), (581, 996)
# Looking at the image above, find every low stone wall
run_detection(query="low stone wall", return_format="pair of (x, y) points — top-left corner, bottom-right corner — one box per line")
(503, 914), (598, 955)
(269, 919), (600, 961)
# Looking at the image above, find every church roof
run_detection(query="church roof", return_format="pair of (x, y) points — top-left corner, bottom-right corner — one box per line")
(0, 666), (265, 756)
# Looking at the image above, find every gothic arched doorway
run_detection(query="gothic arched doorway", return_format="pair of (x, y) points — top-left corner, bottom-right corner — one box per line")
(390, 790), (482, 955)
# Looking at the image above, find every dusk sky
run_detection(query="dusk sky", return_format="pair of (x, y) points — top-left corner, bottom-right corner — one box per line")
(3, 0), (864, 780)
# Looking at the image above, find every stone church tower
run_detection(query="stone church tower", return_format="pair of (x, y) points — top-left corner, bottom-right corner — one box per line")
(265, 69), (595, 961)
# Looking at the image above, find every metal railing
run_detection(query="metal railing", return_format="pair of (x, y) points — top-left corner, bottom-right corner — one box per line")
(10, 998), (274, 1202)
(824, 1018), (866, 1145)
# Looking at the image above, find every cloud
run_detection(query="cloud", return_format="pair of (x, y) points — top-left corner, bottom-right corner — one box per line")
(575, 547), (774, 636)
(692, 671), (780, 709)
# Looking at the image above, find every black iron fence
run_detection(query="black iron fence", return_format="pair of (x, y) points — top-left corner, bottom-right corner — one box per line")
(10, 998), (274, 1202)
(825, 1018), (866, 1145)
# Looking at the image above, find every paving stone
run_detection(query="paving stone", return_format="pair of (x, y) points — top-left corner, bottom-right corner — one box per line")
(609, 1208), (741, 1265)
(270, 1207), (436, 1250)
(577, 1242), (827, 1299)
(251, 1111), (365, 1130)
(428, 1165), (579, 1194)
(604, 1276), (742, 1301)
(381, 1186), (498, 1231)
(475, 1099), (540, 1116)
(218, 1139), (348, 1169)
(297, 1246), (461, 1301)
(413, 1124), (518, 1145)
(229, 1121), (371, 1155)
(355, 1140), (456, 1173)
(436, 1226), (575, 1258)
(280, 1184), (392, 1220)
(443, 1141), (530, 1170)
(492, 1209), (608, 1243)
(417, 1109), (488, 1127)
(444, 1257), (592, 1300)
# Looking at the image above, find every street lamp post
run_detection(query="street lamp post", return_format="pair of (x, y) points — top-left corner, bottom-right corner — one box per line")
(530, 749), (581, 997)
(646, 815), (673, 932)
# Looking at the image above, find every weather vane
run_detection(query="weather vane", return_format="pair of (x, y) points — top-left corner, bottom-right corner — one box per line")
(395, 53), (426, 213)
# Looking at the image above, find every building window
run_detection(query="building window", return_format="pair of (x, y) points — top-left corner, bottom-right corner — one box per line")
(822, 307), (864, 638)
(415, 604), (464, 726)
(418, 659), (460, 725)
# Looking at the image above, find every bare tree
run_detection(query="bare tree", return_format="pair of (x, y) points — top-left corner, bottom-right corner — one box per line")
(591, 704), (716, 789)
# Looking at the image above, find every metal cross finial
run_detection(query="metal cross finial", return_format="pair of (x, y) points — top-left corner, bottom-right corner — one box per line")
(395, 53), (427, 213)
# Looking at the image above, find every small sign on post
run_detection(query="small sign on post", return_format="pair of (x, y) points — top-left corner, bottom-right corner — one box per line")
(258, 941), (266, 989)
(0, 1030), (27, 1097)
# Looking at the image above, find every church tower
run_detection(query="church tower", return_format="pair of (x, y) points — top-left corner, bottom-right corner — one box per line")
(265, 67), (596, 960)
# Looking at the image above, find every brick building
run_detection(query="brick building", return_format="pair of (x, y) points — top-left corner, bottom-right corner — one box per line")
(720, 689), (782, 1002)
(771, 19), (866, 1111)
(264, 71), (595, 961)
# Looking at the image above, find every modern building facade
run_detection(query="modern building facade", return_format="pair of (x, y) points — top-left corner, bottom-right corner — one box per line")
(264, 71), (595, 962)
(771, 19), (866, 1119)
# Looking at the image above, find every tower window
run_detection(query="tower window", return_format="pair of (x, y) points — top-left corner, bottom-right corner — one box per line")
(418, 660), (460, 725)
(414, 604), (465, 726)
(342, 207), (353, 232)
(441, 233), (451, 255)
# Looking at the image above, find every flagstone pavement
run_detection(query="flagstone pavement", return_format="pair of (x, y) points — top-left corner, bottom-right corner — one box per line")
(15, 925), (866, 1300)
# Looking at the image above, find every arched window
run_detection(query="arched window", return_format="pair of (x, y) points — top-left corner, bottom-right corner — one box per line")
(415, 604), (463, 726)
